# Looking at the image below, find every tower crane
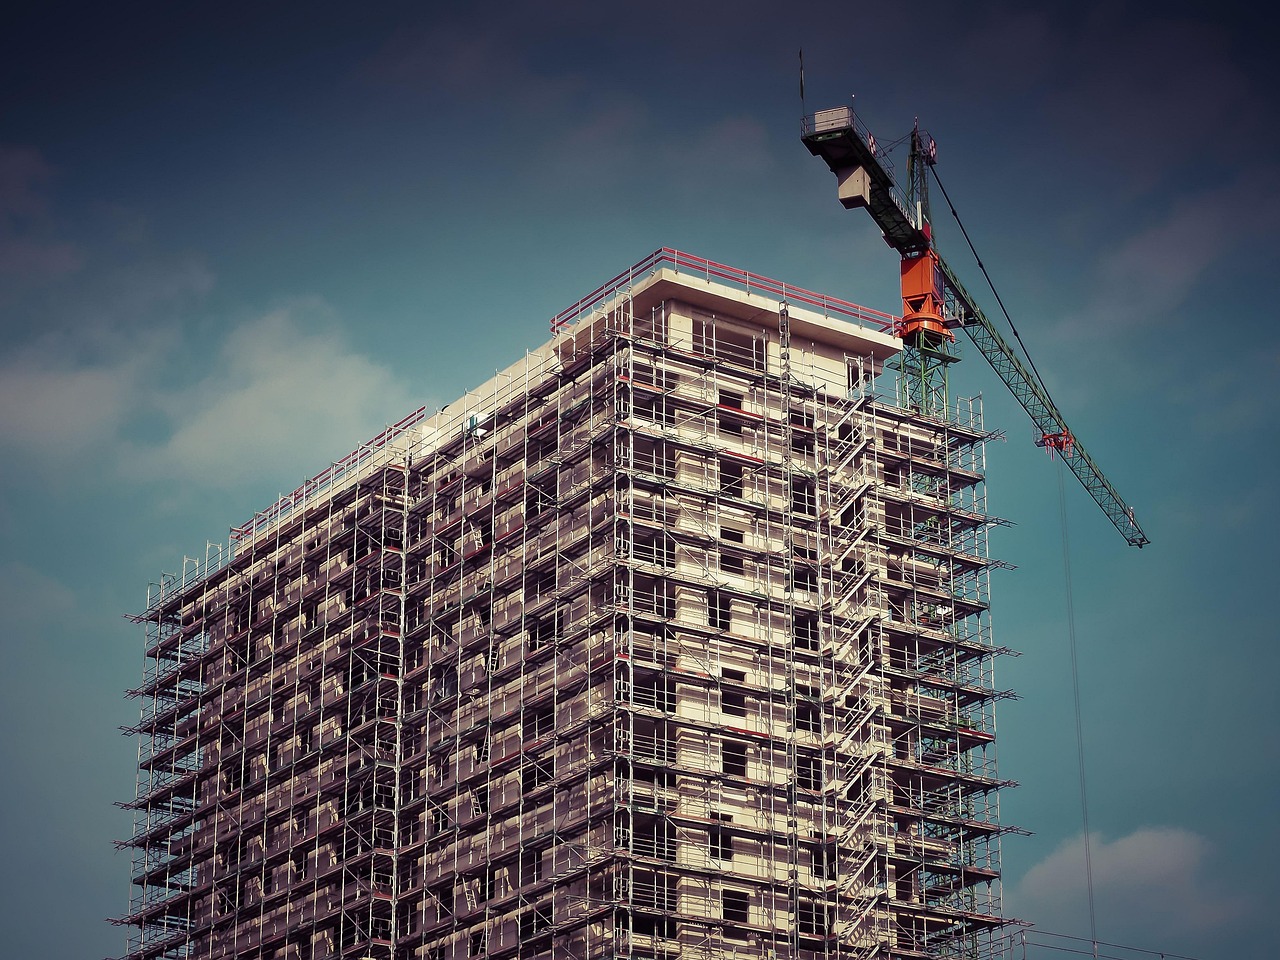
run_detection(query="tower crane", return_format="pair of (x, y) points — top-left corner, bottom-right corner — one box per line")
(802, 105), (1149, 547)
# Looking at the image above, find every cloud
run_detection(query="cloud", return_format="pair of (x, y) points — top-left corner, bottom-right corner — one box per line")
(0, 145), (54, 221)
(126, 301), (418, 486)
(0, 298), (418, 490)
(0, 235), (82, 277)
(0, 335), (151, 457)
(1009, 827), (1243, 938)
(0, 241), (217, 467)
(1087, 181), (1249, 326)
(0, 143), (415, 495)
(1047, 165), (1280, 346)
(0, 145), (82, 280)
(99, 255), (216, 318)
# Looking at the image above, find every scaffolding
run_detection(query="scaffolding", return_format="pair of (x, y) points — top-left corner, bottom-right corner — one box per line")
(117, 250), (1014, 960)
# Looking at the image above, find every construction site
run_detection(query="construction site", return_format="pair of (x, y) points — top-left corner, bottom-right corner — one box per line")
(118, 107), (1148, 960)
(119, 243), (1010, 960)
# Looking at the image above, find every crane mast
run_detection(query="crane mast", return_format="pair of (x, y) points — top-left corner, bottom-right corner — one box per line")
(801, 105), (1149, 547)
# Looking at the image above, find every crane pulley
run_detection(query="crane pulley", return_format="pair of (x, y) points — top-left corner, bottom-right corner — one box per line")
(801, 105), (1149, 547)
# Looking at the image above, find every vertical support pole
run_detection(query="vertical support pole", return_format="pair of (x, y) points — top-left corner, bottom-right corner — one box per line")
(779, 301), (801, 956)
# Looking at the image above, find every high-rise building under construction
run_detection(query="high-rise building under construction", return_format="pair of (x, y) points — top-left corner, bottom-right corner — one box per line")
(118, 249), (1010, 960)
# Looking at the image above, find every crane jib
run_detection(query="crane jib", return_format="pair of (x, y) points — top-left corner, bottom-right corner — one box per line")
(801, 106), (1149, 547)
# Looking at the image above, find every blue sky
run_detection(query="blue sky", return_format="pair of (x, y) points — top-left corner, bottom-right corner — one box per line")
(1, 3), (1276, 958)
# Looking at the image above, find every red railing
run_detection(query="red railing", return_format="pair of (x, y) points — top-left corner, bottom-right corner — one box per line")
(550, 247), (896, 335)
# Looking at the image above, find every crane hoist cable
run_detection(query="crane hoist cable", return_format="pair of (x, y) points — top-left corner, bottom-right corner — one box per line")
(919, 123), (1103, 953)
(1058, 462), (1099, 957)
(929, 164), (1053, 403)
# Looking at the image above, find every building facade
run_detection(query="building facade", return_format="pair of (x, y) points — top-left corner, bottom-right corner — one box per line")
(119, 251), (1009, 960)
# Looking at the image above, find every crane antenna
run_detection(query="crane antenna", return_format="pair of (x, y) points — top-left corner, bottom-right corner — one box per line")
(798, 49), (806, 115)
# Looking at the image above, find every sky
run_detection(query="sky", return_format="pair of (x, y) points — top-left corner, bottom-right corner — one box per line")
(1, 2), (1276, 958)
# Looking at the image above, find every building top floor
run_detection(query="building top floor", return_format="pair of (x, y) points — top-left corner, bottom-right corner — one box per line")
(144, 255), (902, 616)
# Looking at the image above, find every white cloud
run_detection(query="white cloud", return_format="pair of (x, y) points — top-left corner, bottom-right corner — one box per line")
(1095, 179), (1260, 323)
(0, 149), (415, 497)
(100, 255), (216, 317)
(1049, 167), (1280, 346)
(1009, 827), (1242, 938)
(0, 337), (149, 457)
(130, 302), (418, 485)
(0, 299), (419, 491)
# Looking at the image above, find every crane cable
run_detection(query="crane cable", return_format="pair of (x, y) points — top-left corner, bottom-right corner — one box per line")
(926, 144), (1162, 960)
(1058, 462), (1099, 958)
(928, 165), (1054, 402)
(925, 160), (1104, 945)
